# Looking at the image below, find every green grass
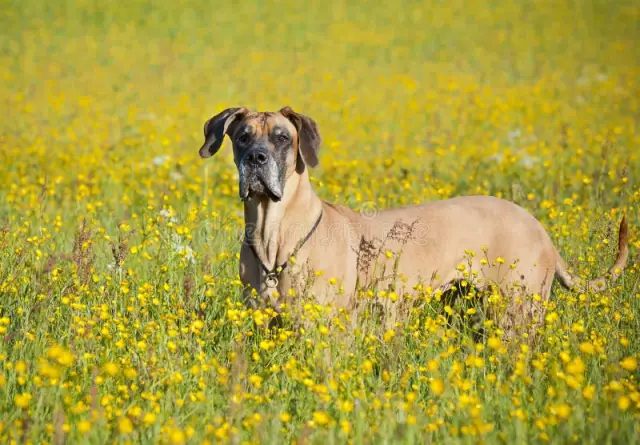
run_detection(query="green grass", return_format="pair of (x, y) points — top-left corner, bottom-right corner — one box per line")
(0, 0), (639, 443)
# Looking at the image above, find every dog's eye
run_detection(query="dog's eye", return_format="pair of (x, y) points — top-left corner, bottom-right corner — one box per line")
(276, 134), (289, 143)
(237, 134), (251, 144)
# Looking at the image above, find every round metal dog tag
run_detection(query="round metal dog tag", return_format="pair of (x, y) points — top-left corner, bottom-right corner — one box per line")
(265, 274), (279, 288)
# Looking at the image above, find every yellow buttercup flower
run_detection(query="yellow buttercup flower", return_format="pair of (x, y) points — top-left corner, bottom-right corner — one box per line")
(15, 393), (31, 409)
(430, 379), (445, 396)
(620, 356), (637, 372)
(138, 412), (155, 426)
(617, 396), (631, 412)
(118, 417), (133, 434)
(552, 403), (572, 420)
(312, 411), (331, 426)
(77, 420), (92, 433)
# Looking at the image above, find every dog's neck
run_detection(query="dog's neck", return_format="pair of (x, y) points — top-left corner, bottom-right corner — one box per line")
(243, 169), (323, 272)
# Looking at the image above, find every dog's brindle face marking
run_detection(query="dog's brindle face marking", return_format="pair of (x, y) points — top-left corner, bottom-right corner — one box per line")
(230, 112), (300, 201)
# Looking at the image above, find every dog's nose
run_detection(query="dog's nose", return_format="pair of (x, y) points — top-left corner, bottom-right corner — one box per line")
(245, 149), (269, 166)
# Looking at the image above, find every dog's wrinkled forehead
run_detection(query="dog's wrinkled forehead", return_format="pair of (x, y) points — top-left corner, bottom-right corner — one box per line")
(231, 112), (298, 141)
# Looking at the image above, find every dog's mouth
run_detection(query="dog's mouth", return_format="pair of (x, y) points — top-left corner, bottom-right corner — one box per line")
(238, 161), (284, 202)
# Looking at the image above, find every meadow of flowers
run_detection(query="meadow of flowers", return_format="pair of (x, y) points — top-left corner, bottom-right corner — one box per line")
(1, 0), (639, 443)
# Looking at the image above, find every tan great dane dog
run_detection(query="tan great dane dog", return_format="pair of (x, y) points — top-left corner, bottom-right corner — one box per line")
(199, 107), (629, 340)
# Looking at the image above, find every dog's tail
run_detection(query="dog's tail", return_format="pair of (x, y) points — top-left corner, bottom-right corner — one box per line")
(555, 216), (629, 292)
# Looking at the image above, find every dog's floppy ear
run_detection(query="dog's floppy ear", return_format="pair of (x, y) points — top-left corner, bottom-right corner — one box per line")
(199, 107), (248, 158)
(279, 106), (321, 168)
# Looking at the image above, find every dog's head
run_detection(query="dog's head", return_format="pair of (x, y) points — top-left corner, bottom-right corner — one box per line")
(198, 107), (321, 201)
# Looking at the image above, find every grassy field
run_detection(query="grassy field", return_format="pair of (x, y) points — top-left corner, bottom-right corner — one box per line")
(1, 0), (639, 443)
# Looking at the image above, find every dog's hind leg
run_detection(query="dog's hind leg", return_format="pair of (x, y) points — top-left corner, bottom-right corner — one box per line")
(499, 265), (554, 346)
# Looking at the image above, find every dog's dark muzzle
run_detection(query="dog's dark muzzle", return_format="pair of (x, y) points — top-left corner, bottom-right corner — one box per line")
(238, 148), (284, 201)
